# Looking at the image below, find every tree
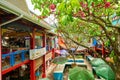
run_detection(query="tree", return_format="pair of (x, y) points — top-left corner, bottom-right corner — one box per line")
(31, 0), (120, 79)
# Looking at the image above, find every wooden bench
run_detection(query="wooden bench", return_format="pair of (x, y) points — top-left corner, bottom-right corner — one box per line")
(53, 64), (65, 80)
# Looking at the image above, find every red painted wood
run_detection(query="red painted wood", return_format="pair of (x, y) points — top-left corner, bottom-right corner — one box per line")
(42, 33), (46, 78)
(2, 60), (30, 75)
(42, 55), (46, 78)
(30, 29), (35, 49)
(94, 46), (97, 57)
(96, 48), (108, 53)
(42, 33), (46, 47)
(52, 48), (55, 59)
(96, 48), (102, 51)
(30, 60), (35, 80)
(30, 28), (36, 80)
(0, 26), (2, 79)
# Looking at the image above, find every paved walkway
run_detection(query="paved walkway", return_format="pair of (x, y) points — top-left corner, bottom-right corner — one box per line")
(45, 59), (93, 80)
(46, 63), (57, 80)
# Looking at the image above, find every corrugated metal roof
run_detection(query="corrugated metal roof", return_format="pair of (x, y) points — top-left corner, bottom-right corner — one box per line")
(0, 0), (52, 30)
(5, 0), (30, 15)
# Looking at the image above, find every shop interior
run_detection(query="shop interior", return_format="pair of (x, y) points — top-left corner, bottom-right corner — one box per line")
(1, 12), (44, 78)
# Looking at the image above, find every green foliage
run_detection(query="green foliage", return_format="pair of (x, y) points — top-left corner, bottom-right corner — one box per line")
(110, 50), (115, 58)
(32, 0), (120, 64)
(110, 50), (117, 62)
(105, 40), (110, 47)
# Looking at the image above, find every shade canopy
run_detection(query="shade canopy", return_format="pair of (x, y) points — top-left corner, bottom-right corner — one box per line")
(69, 66), (95, 80)
(90, 58), (106, 67)
(58, 37), (66, 49)
(55, 50), (61, 54)
(94, 64), (115, 80)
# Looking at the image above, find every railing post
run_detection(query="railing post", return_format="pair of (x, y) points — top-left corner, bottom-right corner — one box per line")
(42, 33), (46, 78)
(102, 43), (105, 57)
(10, 52), (15, 66)
(93, 46), (97, 57)
(52, 48), (55, 59)
(21, 50), (25, 62)
(30, 28), (36, 80)
(0, 25), (2, 80)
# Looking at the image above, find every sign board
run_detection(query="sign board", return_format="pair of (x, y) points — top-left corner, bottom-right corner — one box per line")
(45, 52), (52, 61)
(29, 47), (46, 60)
(35, 57), (43, 71)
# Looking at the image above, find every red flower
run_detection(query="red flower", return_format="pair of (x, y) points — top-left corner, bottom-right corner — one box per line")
(49, 4), (56, 10)
(80, 2), (83, 6)
(80, 2), (87, 8)
(105, 2), (110, 8)
(79, 11), (85, 18)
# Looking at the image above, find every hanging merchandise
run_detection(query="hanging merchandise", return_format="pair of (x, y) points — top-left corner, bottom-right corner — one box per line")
(19, 64), (27, 77)
(35, 69), (41, 77)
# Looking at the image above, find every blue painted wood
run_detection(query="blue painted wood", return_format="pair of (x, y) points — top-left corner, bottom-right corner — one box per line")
(92, 38), (97, 46)
(21, 50), (25, 62)
(67, 59), (84, 63)
(21, 50), (28, 61)
(2, 53), (10, 59)
(10, 53), (15, 66)
(2, 50), (29, 66)
(53, 73), (63, 80)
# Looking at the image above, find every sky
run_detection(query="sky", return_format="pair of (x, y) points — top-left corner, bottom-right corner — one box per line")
(26, 0), (41, 16)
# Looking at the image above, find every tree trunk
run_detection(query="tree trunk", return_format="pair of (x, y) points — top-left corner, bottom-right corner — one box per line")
(115, 62), (120, 80)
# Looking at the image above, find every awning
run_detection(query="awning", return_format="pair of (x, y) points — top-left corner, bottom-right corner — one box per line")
(58, 37), (66, 49)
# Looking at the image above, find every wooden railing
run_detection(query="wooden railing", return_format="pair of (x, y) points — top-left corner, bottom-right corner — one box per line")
(2, 50), (29, 70)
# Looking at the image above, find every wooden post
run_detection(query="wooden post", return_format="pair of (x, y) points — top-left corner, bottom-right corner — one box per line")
(42, 33), (46, 78)
(52, 48), (55, 59)
(42, 33), (46, 48)
(30, 28), (36, 80)
(52, 38), (55, 58)
(94, 46), (97, 57)
(0, 26), (2, 80)
(102, 43), (105, 57)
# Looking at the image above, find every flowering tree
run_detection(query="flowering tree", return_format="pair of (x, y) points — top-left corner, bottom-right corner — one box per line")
(32, 0), (120, 79)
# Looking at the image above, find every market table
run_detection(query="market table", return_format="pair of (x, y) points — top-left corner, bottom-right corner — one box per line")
(53, 64), (65, 80)
(66, 59), (86, 65)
